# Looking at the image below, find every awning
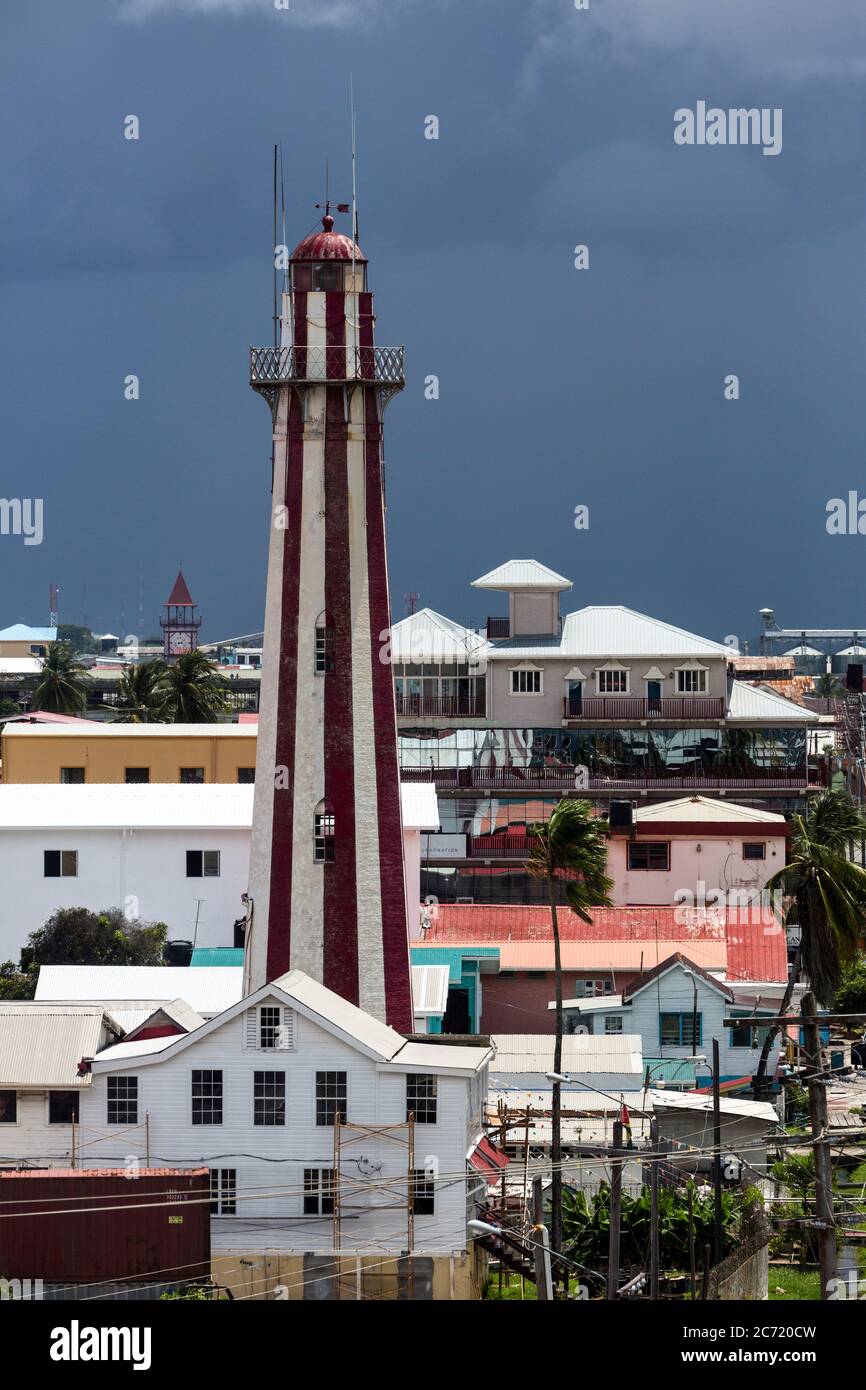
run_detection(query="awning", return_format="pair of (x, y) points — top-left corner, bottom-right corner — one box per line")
(469, 1136), (509, 1185)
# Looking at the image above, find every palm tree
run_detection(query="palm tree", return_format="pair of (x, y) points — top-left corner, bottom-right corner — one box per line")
(113, 659), (171, 723)
(32, 642), (89, 714)
(813, 673), (844, 700)
(526, 798), (613, 1284)
(164, 650), (228, 723)
(753, 790), (866, 1092)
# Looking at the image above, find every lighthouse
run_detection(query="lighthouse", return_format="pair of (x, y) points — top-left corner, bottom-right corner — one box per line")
(244, 206), (412, 1031)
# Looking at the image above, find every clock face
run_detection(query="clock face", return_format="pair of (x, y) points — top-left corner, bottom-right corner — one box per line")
(169, 631), (192, 654)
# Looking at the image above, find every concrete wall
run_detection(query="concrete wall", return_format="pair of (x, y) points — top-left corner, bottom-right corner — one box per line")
(480, 971), (631, 1034)
(0, 825), (250, 958)
(607, 833), (786, 907)
(485, 653), (730, 725)
(2, 729), (258, 784)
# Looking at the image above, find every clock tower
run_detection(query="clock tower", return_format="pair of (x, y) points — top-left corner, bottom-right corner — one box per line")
(244, 205), (412, 1030)
(160, 569), (202, 659)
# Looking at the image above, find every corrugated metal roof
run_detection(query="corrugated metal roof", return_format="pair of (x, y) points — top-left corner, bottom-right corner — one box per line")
(411, 964), (450, 1016)
(0, 1005), (116, 1087)
(189, 947), (244, 967)
(641, 1058), (702, 1085)
(490, 1033), (643, 1074)
(93, 1035), (180, 1062)
(395, 1041), (491, 1072)
(35, 966), (244, 1016)
(411, 945), (501, 982)
(726, 681), (812, 722)
(498, 941), (728, 971)
(389, 608), (487, 663)
(471, 560), (572, 591)
(649, 1088), (778, 1123)
(425, 904), (728, 942)
(487, 606), (730, 659)
(0, 784), (255, 829)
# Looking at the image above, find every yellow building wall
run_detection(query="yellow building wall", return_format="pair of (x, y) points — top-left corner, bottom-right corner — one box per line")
(1, 731), (258, 784)
(0, 640), (46, 656)
(210, 1249), (486, 1301)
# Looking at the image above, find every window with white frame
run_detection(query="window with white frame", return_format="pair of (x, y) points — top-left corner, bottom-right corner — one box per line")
(192, 1070), (223, 1125)
(676, 667), (707, 693)
(576, 978), (613, 998)
(253, 1070), (286, 1126)
(510, 667), (542, 695)
(596, 668), (629, 694)
(107, 1076), (138, 1125)
(303, 1168), (335, 1215)
(604, 1016), (623, 1034)
(316, 1071), (347, 1126)
(210, 1168), (236, 1215)
(406, 1074), (437, 1124)
(186, 850), (220, 877)
(44, 850), (77, 878)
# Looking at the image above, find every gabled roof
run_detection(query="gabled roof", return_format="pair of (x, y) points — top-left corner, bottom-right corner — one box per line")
(389, 607), (487, 663)
(88, 970), (492, 1076)
(488, 605), (731, 660)
(634, 795), (786, 826)
(124, 998), (205, 1040)
(622, 953), (735, 1004)
(0, 1004), (121, 1088)
(166, 570), (195, 606)
(36, 965), (244, 1016)
(471, 560), (572, 592)
(0, 624), (56, 642)
(726, 680), (813, 722)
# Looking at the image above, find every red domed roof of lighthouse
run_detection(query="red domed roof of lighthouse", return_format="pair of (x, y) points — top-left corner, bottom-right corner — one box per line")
(290, 213), (366, 263)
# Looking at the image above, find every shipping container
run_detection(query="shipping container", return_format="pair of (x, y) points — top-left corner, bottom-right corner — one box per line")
(0, 1167), (210, 1284)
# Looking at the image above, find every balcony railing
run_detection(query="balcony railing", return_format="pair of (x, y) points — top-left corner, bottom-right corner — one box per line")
(396, 694), (484, 718)
(563, 696), (726, 721)
(250, 345), (405, 388)
(466, 834), (535, 859)
(401, 765), (813, 790)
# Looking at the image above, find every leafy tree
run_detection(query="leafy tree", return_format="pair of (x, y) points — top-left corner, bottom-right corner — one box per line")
(813, 673), (844, 699)
(23, 907), (168, 967)
(833, 955), (866, 1014)
(114, 659), (172, 723)
(163, 650), (229, 723)
(561, 1181), (740, 1270)
(32, 642), (89, 714)
(57, 624), (99, 655)
(0, 960), (38, 1000)
(526, 799), (613, 1278)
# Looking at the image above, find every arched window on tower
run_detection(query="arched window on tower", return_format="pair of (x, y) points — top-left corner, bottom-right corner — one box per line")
(314, 799), (335, 863)
(315, 612), (335, 674)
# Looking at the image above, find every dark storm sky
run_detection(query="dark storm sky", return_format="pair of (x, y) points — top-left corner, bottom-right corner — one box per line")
(3, 0), (866, 648)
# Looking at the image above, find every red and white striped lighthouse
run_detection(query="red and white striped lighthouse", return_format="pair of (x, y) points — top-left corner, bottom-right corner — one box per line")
(244, 207), (412, 1031)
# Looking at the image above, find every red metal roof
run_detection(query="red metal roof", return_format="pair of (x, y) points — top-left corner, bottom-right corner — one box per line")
(422, 904), (787, 983)
(291, 215), (365, 263)
(469, 1136), (509, 1184)
(166, 570), (195, 606)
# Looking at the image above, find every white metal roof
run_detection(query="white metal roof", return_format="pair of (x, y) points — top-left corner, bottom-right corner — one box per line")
(92, 1035), (181, 1062)
(783, 644), (823, 657)
(399, 782), (440, 832)
(0, 782), (435, 834)
(0, 657), (43, 674)
(838, 645), (866, 656)
(471, 560), (572, 591)
(0, 1004), (119, 1087)
(648, 1088), (778, 1124)
(35, 966), (244, 1016)
(0, 624), (56, 642)
(487, 605), (731, 660)
(2, 722), (256, 739)
(411, 964), (450, 1017)
(490, 1033), (643, 1075)
(726, 681), (812, 722)
(634, 795), (787, 825)
(126, 998), (206, 1037)
(0, 783), (255, 830)
(553, 994), (625, 1012)
(388, 608), (487, 663)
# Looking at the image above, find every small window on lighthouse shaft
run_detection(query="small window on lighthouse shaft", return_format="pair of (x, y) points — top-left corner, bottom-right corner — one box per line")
(315, 801), (335, 863)
(315, 616), (335, 674)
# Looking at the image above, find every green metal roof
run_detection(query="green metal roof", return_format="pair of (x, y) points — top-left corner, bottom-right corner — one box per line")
(642, 1057), (703, 1086)
(190, 947), (244, 967)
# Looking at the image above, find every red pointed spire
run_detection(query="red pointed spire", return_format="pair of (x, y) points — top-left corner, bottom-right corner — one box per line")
(166, 570), (194, 607)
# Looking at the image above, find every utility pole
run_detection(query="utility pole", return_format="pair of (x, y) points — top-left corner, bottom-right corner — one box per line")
(712, 1038), (723, 1265)
(607, 1118), (623, 1300)
(531, 1176), (552, 1301)
(801, 991), (837, 1297)
(649, 1116), (659, 1299)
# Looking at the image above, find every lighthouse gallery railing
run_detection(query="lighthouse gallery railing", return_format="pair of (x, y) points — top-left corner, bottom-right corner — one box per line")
(250, 345), (405, 387)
